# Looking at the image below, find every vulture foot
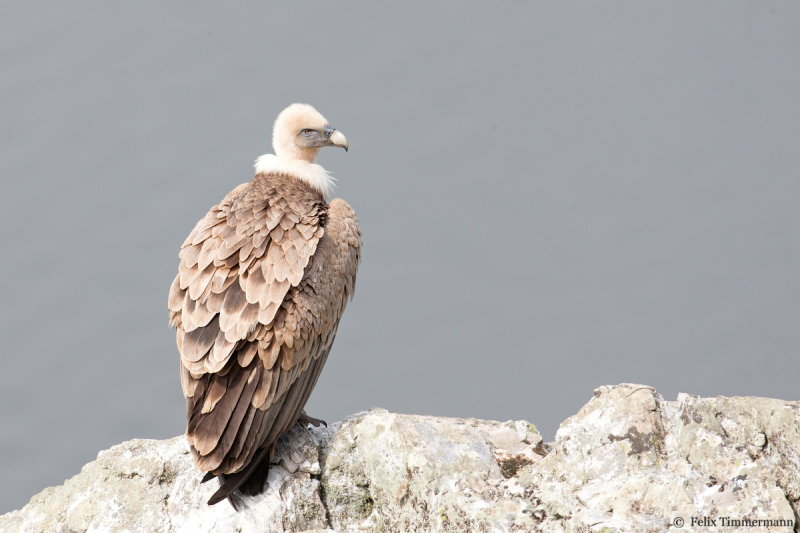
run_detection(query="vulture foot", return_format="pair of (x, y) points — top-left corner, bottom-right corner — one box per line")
(298, 410), (327, 428)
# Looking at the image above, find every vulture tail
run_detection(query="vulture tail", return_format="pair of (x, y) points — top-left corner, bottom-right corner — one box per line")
(207, 446), (271, 507)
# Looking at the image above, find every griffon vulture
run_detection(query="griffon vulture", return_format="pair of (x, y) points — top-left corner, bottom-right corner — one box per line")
(168, 103), (361, 506)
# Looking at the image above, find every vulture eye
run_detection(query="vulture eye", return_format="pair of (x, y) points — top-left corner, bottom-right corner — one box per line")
(300, 129), (316, 137)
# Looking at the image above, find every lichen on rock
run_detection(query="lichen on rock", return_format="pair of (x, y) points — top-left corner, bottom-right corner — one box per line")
(1, 384), (798, 533)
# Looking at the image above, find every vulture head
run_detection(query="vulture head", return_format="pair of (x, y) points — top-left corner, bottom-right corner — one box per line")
(272, 103), (349, 163)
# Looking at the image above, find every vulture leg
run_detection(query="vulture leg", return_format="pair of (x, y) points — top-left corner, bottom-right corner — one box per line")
(298, 409), (327, 428)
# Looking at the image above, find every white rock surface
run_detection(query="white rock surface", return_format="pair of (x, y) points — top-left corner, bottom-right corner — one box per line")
(1, 384), (798, 532)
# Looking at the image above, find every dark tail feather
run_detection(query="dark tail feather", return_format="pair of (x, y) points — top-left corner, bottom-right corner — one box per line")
(207, 446), (271, 506)
(238, 450), (272, 497)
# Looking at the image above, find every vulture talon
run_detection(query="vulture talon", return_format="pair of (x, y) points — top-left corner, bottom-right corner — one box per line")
(298, 410), (327, 428)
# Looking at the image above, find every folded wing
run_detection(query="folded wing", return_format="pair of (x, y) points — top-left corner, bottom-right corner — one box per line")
(168, 177), (360, 475)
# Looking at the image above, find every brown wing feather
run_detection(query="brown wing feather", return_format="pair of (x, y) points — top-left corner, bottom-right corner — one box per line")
(245, 198), (360, 460)
(169, 174), (360, 478)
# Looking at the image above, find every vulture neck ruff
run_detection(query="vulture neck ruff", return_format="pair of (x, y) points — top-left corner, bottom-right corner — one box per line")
(254, 154), (334, 198)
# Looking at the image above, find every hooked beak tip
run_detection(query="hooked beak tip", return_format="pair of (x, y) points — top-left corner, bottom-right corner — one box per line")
(329, 129), (349, 152)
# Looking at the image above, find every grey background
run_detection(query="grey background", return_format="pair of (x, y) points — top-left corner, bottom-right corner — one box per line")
(1, 1), (798, 513)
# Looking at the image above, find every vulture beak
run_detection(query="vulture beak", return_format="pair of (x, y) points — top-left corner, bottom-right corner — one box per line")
(326, 127), (349, 152)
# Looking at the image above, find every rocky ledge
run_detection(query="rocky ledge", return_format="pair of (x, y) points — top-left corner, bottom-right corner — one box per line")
(1, 384), (799, 533)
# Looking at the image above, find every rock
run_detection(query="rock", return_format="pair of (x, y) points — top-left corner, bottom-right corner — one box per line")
(0, 428), (332, 533)
(1, 384), (798, 532)
(527, 385), (799, 532)
(321, 410), (546, 532)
